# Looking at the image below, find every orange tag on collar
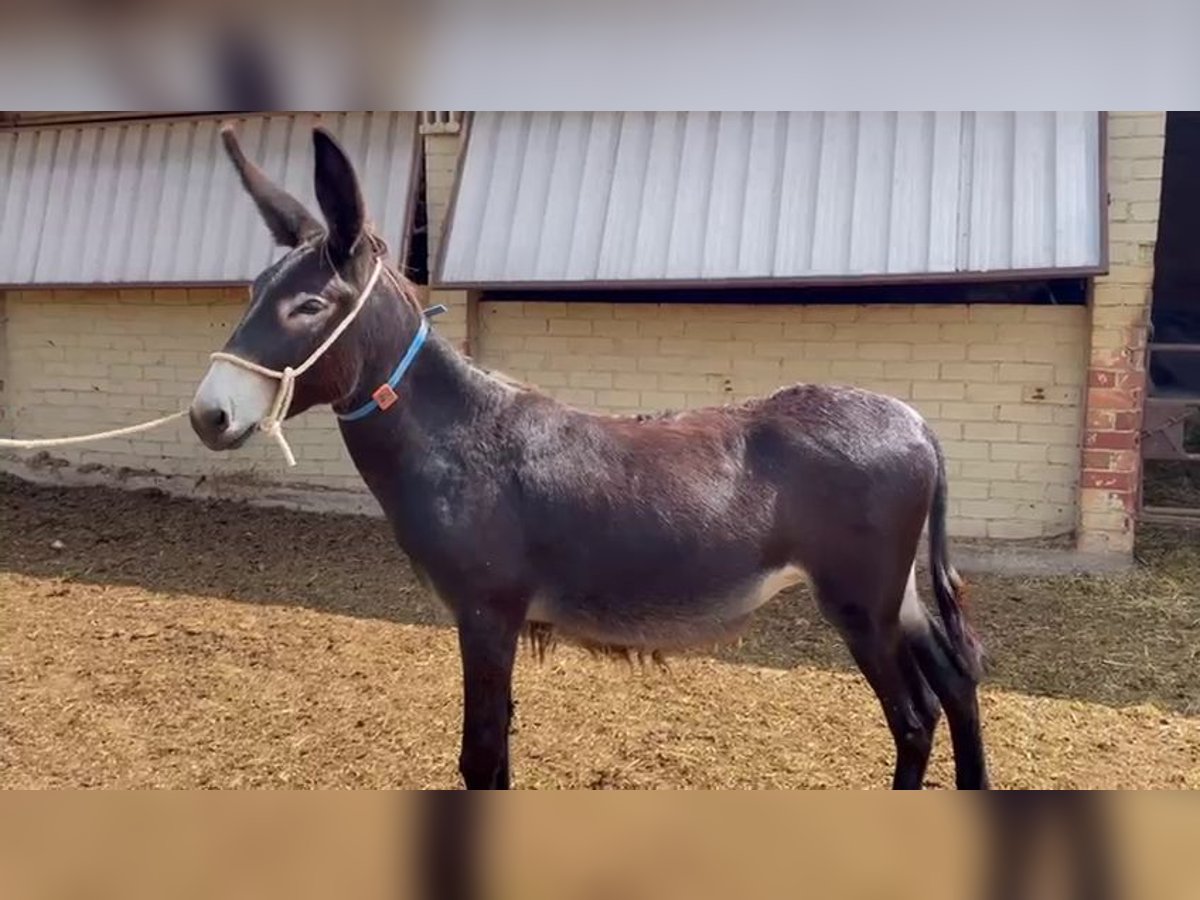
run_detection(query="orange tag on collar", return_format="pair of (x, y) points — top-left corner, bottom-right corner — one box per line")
(372, 383), (399, 411)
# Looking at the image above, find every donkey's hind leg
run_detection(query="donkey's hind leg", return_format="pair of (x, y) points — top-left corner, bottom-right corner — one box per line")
(815, 572), (935, 790)
(905, 607), (989, 790)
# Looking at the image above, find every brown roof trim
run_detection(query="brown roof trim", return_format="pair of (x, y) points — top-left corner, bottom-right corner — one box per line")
(433, 264), (1106, 293)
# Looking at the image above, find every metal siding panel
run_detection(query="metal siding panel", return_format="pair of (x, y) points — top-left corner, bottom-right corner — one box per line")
(126, 122), (170, 283)
(597, 112), (653, 280)
(79, 126), (123, 281)
(632, 111), (684, 280)
(0, 130), (35, 279)
(0, 112), (418, 285)
(441, 111), (499, 283)
(31, 128), (80, 283)
(772, 112), (822, 276)
(927, 112), (963, 273)
(702, 112), (752, 278)
(1012, 112), (1056, 270)
(147, 122), (195, 281)
(665, 112), (718, 279)
(849, 111), (896, 274)
(810, 112), (858, 275)
(506, 113), (558, 280)
(229, 116), (276, 276)
(534, 113), (593, 279)
(441, 109), (1102, 285)
(56, 127), (100, 283)
(968, 112), (1015, 272)
(887, 112), (934, 273)
(372, 114), (415, 261)
(1055, 112), (1101, 267)
(737, 112), (786, 277)
(565, 113), (620, 280)
(177, 119), (219, 282)
(479, 112), (531, 282)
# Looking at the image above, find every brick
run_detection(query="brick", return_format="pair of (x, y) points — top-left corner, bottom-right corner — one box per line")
(964, 422), (1019, 442)
(959, 499), (1018, 520)
(967, 343), (1025, 362)
(1081, 471), (1136, 492)
(987, 520), (1047, 539)
(941, 402), (998, 422)
(912, 343), (967, 361)
(991, 480), (1049, 501)
(733, 323), (784, 341)
(942, 324), (998, 343)
(996, 403), (1057, 425)
(830, 361), (885, 381)
(912, 381), (966, 401)
(1046, 446), (1081, 466)
(912, 306), (968, 323)
(990, 443), (1049, 462)
(966, 383), (1023, 402)
(547, 319), (593, 337)
(595, 390), (640, 408)
(1086, 386), (1139, 411)
(639, 391), (688, 409)
(856, 343), (911, 361)
(997, 363), (1054, 383)
(777, 321), (835, 340)
(953, 480), (991, 500)
(884, 362), (940, 380)
(941, 440), (989, 461)
(940, 363), (997, 383)
(1084, 430), (1138, 450)
(1018, 423), (1078, 445)
(569, 371), (613, 389)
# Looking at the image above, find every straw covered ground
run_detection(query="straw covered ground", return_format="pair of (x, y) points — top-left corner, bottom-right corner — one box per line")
(1, 473), (1197, 789)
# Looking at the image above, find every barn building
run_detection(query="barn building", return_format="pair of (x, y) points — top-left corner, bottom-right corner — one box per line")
(0, 112), (1170, 560)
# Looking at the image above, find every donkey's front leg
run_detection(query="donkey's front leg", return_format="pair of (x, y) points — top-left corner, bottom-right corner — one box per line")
(455, 605), (522, 789)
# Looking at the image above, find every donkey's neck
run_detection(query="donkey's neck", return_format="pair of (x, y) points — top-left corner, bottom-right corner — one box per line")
(334, 294), (512, 500)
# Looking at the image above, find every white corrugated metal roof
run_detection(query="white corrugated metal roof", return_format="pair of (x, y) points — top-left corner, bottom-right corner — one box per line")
(0, 112), (419, 286)
(437, 112), (1104, 287)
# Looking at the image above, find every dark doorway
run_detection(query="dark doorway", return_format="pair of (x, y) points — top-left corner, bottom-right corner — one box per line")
(1143, 112), (1200, 520)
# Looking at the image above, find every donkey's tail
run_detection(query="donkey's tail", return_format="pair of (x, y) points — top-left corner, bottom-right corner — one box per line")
(927, 430), (985, 683)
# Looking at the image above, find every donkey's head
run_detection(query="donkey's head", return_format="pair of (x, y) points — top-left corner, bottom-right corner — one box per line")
(191, 125), (398, 451)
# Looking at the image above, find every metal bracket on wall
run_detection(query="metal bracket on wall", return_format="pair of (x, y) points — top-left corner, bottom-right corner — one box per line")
(420, 112), (463, 135)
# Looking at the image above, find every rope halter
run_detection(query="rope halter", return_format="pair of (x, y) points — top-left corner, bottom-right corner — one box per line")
(208, 257), (385, 467)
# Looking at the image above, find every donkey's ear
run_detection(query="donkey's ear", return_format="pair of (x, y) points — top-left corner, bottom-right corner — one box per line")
(312, 127), (366, 263)
(221, 125), (323, 248)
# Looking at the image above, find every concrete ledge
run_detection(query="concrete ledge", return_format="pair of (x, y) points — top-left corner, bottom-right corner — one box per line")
(0, 452), (383, 519)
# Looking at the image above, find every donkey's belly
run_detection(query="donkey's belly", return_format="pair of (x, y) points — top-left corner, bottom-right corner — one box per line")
(526, 564), (806, 650)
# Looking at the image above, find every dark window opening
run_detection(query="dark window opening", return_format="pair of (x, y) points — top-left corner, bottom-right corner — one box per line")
(1150, 111), (1200, 397)
(482, 277), (1089, 307)
(403, 150), (430, 286)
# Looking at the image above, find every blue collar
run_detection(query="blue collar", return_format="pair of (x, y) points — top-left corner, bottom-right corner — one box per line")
(336, 305), (445, 423)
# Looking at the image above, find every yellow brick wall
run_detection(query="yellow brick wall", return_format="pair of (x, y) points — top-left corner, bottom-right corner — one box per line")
(477, 301), (1088, 540)
(423, 129), (471, 353)
(2, 288), (361, 490)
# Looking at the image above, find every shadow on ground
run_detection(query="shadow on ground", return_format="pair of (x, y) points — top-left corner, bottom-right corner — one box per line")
(2, 474), (1198, 715)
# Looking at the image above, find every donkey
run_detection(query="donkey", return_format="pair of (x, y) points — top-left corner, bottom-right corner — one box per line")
(190, 124), (989, 790)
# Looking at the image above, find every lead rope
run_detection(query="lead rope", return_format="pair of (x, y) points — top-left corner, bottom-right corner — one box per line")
(0, 258), (386, 468)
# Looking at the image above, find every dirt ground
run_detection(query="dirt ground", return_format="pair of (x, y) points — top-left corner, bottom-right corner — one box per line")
(2, 473), (1198, 789)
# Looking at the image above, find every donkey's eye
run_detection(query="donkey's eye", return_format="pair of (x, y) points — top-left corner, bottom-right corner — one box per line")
(293, 296), (328, 317)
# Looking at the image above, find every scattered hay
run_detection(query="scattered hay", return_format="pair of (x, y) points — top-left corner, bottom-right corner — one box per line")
(1, 474), (1198, 789)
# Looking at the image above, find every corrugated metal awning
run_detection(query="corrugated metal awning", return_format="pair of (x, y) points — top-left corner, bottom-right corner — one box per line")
(0, 112), (419, 286)
(437, 111), (1105, 288)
